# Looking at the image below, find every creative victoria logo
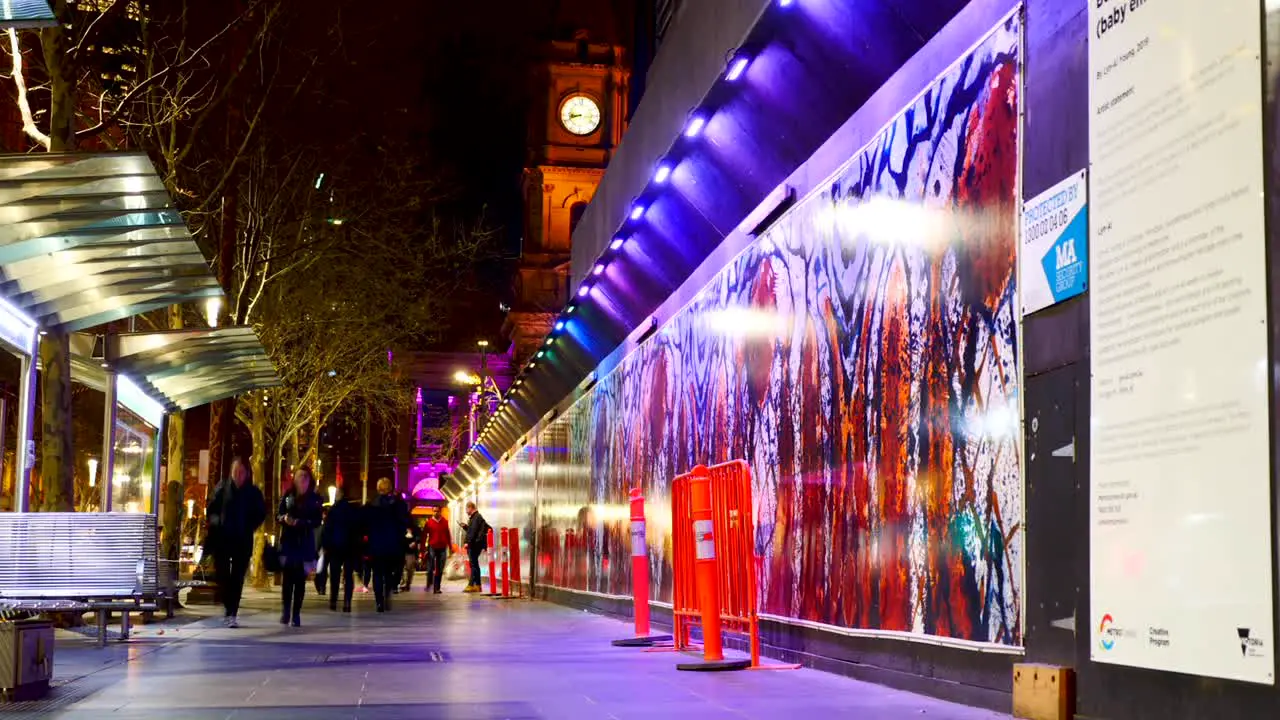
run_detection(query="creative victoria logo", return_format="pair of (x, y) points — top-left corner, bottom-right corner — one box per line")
(1238, 628), (1265, 659)
(1099, 613), (1116, 651)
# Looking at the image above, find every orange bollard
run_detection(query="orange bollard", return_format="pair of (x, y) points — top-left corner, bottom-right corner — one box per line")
(612, 488), (672, 647)
(500, 527), (511, 598)
(486, 527), (499, 596)
(677, 465), (748, 671)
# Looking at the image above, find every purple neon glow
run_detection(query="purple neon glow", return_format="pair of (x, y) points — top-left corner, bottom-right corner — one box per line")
(593, 263), (605, 276)
(578, 284), (591, 297)
(653, 163), (672, 184)
(779, 0), (794, 5)
(684, 115), (707, 138)
(630, 204), (646, 220)
(610, 236), (625, 250)
(726, 55), (751, 82)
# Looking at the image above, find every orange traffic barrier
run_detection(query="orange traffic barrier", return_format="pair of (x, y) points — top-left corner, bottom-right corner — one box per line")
(486, 527), (499, 596)
(508, 527), (525, 598)
(612, 488), (673, 647)
(671, 460), (798, 671)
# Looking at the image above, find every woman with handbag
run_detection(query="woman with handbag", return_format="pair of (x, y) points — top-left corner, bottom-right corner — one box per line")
(278, 467), (323, 627)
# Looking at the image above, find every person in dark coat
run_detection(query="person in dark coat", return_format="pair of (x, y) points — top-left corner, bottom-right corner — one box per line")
(321, 487), (362, 612)
(206, 457), (267, 628)
(365, 478), (409, 612)
(278, 467), (323, 627)
(460, 501), (489, 593)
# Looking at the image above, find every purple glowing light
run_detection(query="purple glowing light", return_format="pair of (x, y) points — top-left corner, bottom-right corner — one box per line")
(630, 204), (646, 220)
(684, 115), (707, 138)
(578, 284), (590, 297)
(654, 163), (672, 184)
(726, 55), (751, 82)
(779, 0), (794, 5)
(610, 236), (625, 251)
(593, 263), (605, 276)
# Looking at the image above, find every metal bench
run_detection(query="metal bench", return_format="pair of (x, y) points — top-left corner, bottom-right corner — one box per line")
(0, 513), (159, 648)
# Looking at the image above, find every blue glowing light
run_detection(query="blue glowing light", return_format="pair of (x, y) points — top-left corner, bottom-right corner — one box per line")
(726, 55), (751, 82)
(684, 115), (707, 138)
(654, 163), (672, 184)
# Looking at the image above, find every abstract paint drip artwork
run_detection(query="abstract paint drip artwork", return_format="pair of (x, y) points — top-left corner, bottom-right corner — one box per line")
(507, 17), (1022, 646)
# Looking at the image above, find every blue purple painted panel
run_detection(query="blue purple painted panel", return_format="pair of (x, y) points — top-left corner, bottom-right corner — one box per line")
(522, 16), (1022, 645)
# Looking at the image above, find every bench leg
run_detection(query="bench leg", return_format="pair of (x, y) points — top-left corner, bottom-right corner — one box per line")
(96, 610), (108, 649)
(120, 611), (131, 641)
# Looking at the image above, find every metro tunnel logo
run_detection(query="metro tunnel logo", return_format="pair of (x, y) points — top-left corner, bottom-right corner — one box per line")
(1099, 614), (1116, 651)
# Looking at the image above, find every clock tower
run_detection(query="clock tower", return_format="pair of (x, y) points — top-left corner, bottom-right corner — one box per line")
(504, 20), (631, 367)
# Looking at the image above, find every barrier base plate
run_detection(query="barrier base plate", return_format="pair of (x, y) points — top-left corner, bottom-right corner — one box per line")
(676, 659), (751, 672)
(611, 634), (674, 647)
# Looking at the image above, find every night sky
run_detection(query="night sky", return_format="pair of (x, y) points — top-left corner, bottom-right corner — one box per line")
(284, 0), (635, 351)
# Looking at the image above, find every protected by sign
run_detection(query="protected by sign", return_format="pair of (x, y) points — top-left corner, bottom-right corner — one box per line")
(1022, 169), (1088, 315)
(694, 519), (715, 560)
(631, 520), (646, 558)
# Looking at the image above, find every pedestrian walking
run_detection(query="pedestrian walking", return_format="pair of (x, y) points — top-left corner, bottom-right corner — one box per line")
(206, 457), (266, 628)
(366, 478), (409, 612)
(460, 502), (489, 593)
(400, 517), (422, 592)
(321, 486), (362, 612)
(278, 467), (323, 627)
(424, 506), (451, 594)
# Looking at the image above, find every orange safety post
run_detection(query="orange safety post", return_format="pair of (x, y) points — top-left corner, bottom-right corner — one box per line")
(612, 488), (673, 647)
(500, 527), (512, 598)
(486, 527), (499, 596)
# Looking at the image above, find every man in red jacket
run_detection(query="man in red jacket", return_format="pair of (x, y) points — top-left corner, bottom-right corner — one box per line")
(423, 507), (452, 594)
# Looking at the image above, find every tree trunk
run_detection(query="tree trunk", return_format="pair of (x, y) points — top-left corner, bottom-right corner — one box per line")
(162, 307), (185, 575)
(249, 399), (269, 586)
(38, 333), (73, 512)
(35, 1), (77, 513)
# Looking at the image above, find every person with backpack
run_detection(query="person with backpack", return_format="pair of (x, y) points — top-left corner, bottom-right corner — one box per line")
(366, 478), (410, 612)
(460, 502), (489, 593)
(320, 486), (362, 612)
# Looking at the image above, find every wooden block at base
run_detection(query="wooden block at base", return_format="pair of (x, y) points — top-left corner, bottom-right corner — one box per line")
(1012, 663), (1074, 720)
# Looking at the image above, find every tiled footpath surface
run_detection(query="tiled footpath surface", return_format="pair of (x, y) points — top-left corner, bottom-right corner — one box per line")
(0, 583), (1013, 719)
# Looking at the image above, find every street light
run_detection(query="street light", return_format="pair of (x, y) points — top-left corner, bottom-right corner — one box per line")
(328, 485), (338, 505)
(87, 457), (98, 488)
(454, 370), (481, 385)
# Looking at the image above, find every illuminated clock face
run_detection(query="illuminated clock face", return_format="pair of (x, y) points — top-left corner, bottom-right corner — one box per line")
(560, 95), (601, 136)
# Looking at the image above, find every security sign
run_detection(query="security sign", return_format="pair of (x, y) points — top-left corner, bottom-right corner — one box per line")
(1022, 169), (1088, 315)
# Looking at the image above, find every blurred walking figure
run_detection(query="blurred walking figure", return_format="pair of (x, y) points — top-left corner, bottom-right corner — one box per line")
(460, 502), (489, 593)
(400, 517), (422, 592)
(321, 486), (362, 612)
(206, 458), (266, 628)
(366, 478), (409, 612)
(278, 467), (323, 627)
(424, 506), (451, 594)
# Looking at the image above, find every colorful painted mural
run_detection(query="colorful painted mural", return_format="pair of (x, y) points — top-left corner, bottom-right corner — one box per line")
(509, 17), (1022, 645)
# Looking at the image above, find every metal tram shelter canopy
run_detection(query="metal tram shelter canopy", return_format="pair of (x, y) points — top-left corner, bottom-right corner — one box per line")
(0, 150), (278, 511)
(0, 1), (56, 30)
(106, 326), (280, 411)
(0, 152), (222, 332)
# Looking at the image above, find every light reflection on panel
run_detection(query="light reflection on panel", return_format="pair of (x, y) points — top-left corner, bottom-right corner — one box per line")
(501, 18), (1022, 645)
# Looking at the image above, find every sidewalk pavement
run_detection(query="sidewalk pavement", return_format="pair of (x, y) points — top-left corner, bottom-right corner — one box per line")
(0, 581), (1014, 719)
